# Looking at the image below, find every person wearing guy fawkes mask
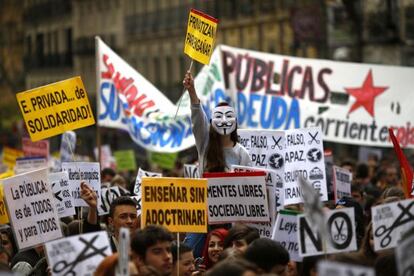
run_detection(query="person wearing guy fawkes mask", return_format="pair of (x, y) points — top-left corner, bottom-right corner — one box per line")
(183, 71), (251, 177)
(182, 71), (252, 259)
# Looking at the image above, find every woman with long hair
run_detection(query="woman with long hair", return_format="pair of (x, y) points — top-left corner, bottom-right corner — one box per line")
(182, 71), (252, 258)
(183, 71), (251, 176)
(202, 228), (229, 270)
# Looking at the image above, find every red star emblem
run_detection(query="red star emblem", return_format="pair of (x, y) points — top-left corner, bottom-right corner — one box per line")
(344, 70), (388, 118)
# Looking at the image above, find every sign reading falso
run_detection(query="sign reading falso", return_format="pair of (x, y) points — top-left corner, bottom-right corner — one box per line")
(141, 177), (207, 233)
(16, 77), (95, 141)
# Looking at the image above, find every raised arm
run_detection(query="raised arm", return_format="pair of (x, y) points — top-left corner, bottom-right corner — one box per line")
(183, 71), (200, 104)
(80, 181), (98, 225)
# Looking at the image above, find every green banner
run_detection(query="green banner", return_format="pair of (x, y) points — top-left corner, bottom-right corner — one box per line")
(149, 152), (178, 170)
(114, 150), (137, 171)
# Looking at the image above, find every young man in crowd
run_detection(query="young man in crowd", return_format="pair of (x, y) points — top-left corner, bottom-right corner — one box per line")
(80, 182), (139, 252)
(131, 225), (173, 276)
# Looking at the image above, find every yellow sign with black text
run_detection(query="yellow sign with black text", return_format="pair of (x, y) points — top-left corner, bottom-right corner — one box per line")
(16, 77), (95, 141)
(184, 9), (218, 65)
(2, 147), (23, 169)
(141, 177), (207, 233)
(0, 185), (9, 224)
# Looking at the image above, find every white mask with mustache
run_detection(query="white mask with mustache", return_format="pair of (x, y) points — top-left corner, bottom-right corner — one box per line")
(211, 106), (236, 135)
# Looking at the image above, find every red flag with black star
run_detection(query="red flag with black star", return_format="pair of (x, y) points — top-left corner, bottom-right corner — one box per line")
(389, 128), (413, 198)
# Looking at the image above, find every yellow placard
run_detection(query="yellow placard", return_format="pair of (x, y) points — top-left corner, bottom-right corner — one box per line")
(16, 76), (95, 141)
(2, 147), (23, 168)
(184, 9), (218, 65)
(0, 185), (9, 224)
(141, 177), (207, 233)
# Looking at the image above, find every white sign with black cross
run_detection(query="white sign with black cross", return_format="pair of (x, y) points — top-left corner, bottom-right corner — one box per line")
(372, 198), (414, 251)
(284, 127), (328, 205)
(184, 164), (200, 178)
(49, 171), (75, 218)
(133, 168), (162, 215)
(298, 207), (357, 257)
(317, 260), (375, 276)
(45, 231), (112, 276)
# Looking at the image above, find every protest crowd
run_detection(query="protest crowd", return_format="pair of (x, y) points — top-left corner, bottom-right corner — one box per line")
(1, 7), (414, 276)
(0, 68), (412, 276)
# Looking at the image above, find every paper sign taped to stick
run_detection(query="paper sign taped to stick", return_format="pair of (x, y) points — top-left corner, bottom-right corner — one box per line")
(184, 164), (200, 178)
(49, 171), (75, 218)
(45, 231), (112, 276)
(317, 261), (375, 276)
(0, 185), (9, 224)
(14, 157), (48, 175)
(133, 168), (162, 215)
(22, 138), (49, 158)
(61, 162), (101, 207)
(141, 177), (207, 233)
(2, 168), (63, 250)
(298, 207), (357, 257)
(16, 76), (95, 141)
(333, 166), (352, 202)
(272, 210), (302, 262)
(396, 233), (414, 276)
(372, 198), (414, 251)
(184, 9), (218, 65)
(60, 131), (76, 163)
(204, 171), (269, 224)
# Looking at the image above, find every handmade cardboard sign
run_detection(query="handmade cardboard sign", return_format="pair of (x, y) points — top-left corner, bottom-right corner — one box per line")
(49, 171), (75, 218)
(372, 198), (414, 251)
(45, 231), (112, 276)
(298, 207), (357, 257)
(204, 171), (269, 224)
(61, 162), (101, 207)
(16, 77), (95, 141)
(284, 127), (328, 205)
(2, 168), (63, 250)
(272, 210), (302, 262)
(184, 9), (218, 64)
(333, 166), (352, 202)
(141, 177), (207, 233)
